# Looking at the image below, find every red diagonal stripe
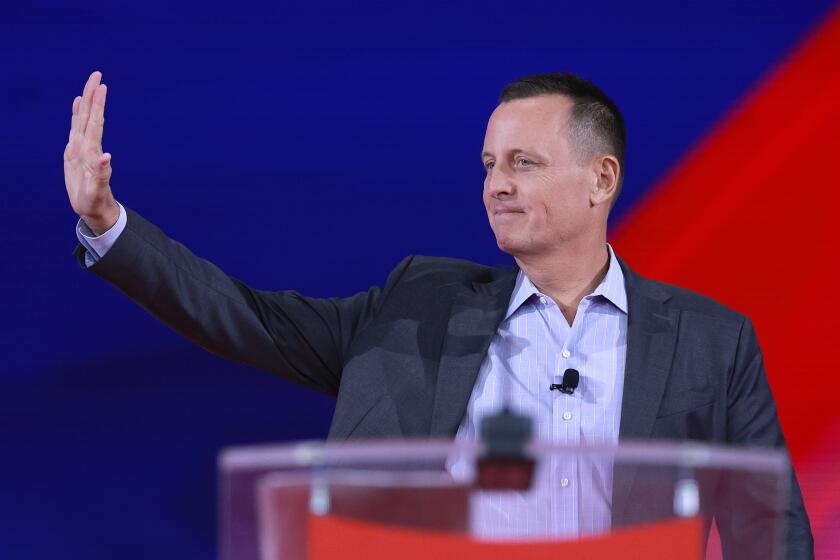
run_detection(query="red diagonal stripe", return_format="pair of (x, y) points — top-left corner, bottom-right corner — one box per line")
(611, 3), (840, 464)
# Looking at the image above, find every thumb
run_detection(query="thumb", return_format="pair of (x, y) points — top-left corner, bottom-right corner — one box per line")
(94, 152), (113, 187)
(98, 152), (113, 179)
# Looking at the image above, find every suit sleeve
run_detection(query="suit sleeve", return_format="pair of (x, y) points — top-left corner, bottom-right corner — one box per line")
(73, 206), (413, 396)
(717, 317), (814, 559)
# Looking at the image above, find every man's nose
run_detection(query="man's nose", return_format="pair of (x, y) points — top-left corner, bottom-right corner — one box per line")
(485, 165), (516, 199)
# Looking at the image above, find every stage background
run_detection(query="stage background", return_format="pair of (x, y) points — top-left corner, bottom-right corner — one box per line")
(2, 1), (838, 557)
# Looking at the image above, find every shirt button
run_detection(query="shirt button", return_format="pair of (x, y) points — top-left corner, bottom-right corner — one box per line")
(563, 411), (572, 421)
(560, 478), (570, 487)
(562, 350), (571, 358)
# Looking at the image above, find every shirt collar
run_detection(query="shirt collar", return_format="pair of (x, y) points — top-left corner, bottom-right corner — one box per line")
(594, 243), (628, 314)
(505, 243), (628, 319)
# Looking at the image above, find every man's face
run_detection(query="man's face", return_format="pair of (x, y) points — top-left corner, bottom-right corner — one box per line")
(482, 94), (596, 258)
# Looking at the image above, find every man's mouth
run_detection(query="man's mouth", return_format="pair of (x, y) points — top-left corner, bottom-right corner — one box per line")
(493, 207), (525, 215)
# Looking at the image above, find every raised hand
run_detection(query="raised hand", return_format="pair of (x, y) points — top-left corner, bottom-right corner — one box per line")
(64, 71), (119, 235)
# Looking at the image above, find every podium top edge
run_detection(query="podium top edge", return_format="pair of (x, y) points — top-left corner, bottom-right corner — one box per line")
(218, 438), (789, 473)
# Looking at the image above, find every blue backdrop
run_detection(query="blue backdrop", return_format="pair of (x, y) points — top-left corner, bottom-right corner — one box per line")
(2, 1), (836, 557)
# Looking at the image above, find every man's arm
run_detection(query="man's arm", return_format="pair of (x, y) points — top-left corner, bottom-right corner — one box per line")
(717, 317), (814, 559)
(73, 204), (410, 395)
(63, 71), (409, 394)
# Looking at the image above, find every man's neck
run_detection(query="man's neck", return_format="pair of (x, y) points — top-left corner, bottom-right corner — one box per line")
(514, 238), (610, 326)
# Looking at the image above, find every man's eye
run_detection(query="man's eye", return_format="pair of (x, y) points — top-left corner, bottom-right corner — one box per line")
(484, 161), (495, 170)
(517, 158), (531, 166)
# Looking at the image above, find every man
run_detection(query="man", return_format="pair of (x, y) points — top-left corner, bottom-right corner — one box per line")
(64, 70), (812, 557)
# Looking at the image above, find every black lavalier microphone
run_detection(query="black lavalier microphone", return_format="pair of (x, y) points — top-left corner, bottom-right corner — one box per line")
(550, 368), (580, 395)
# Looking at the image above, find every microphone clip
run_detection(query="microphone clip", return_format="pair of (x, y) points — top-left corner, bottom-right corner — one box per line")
(549, 383), (576, 395)
(550, 368), (580, 395)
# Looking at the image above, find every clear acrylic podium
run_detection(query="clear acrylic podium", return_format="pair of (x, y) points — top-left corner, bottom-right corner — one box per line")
(219, 440), (790, 559)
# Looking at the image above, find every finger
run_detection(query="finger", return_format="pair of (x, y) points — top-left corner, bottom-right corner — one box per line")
(68, 96), (81, 142)
(78, 71), (102, 137)
(85, 84), (107, 146)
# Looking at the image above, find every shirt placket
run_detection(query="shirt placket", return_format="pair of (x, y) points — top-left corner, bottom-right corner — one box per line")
(539, 294), (584, 537)
(565, 295), (599, 537)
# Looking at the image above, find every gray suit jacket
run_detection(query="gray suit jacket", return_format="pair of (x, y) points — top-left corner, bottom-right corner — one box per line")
(75, 207), (813, 558)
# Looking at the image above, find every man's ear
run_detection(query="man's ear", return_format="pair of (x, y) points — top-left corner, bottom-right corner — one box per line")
(589, 155), (620, 208)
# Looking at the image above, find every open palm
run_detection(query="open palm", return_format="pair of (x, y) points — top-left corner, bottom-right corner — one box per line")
(63, 71), (119, 235)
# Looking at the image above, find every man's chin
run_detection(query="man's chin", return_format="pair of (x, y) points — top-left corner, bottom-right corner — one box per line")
(494, 235), (526, 257)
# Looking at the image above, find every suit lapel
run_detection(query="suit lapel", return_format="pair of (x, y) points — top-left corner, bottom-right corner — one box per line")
(612, 258), (680, 521)
(618, 270), (679, 440)
(429, 269), (518, 437)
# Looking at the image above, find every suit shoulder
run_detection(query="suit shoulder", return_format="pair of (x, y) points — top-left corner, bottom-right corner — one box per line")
(638, 273), (748, 324)
(393, 254), (507, 287)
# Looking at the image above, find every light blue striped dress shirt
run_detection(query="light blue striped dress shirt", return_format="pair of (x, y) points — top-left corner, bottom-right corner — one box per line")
(449, 244), (628, 540)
